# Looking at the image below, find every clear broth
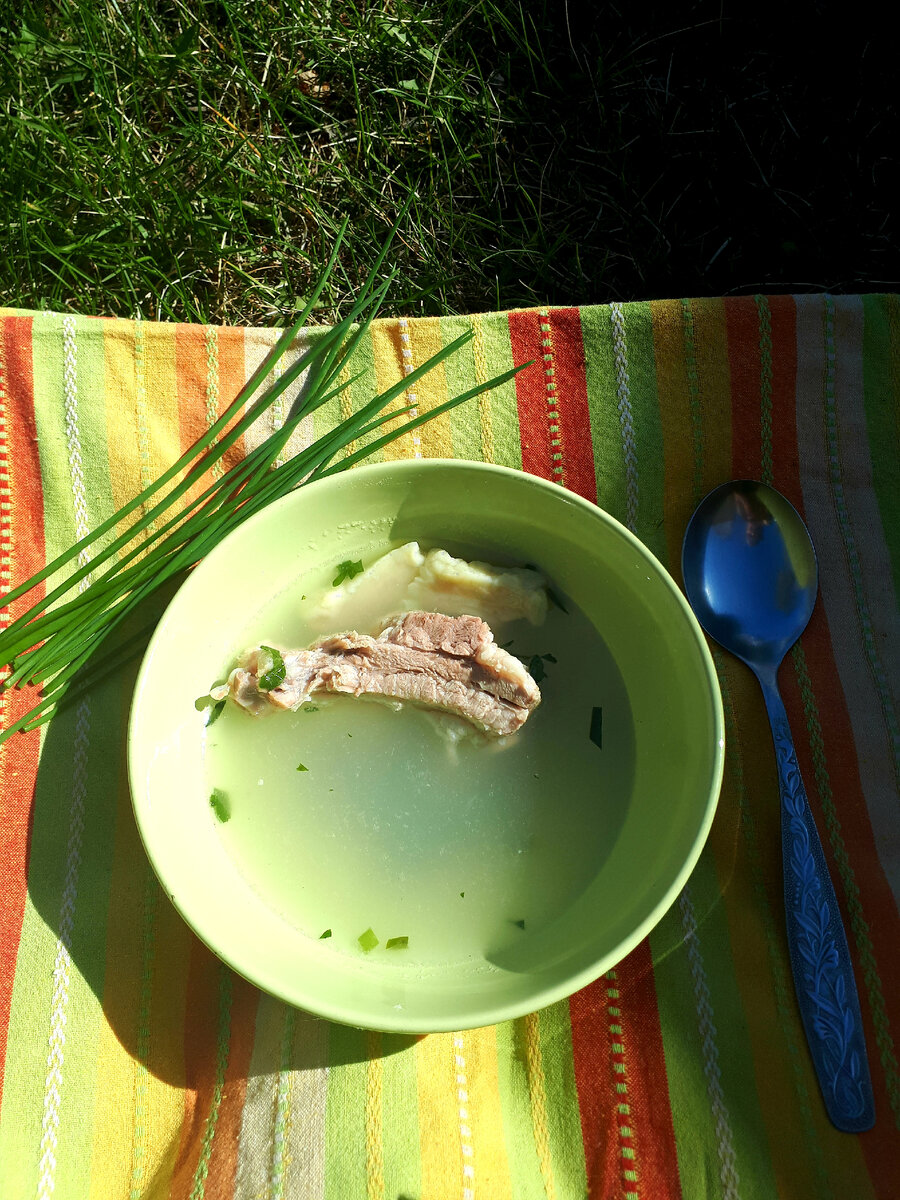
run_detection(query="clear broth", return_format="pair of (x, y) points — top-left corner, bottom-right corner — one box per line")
(203, 553), (634, 966)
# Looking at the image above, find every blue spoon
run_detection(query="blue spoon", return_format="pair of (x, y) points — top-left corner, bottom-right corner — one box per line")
(682, 479), (875, 1132)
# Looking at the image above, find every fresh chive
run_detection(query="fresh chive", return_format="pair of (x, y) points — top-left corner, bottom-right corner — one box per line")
(332, 559), (364, 587)
(590, 706), (603, 750)
(385, 936), (409, 950)
(358, 927), (379, 952)
(209, 788), (230, 822)
(0, 215), (529, 746)
(319, 929), (332, 939)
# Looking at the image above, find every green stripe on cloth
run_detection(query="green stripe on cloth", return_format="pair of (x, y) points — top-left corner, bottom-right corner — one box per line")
(861, 294), (900, 596)
(618, 300), (666, 557)
(535, 999), (588, 1198)
(438, 315), (486, 463)
(494, 1018), (552, 1198)
(480, 313), (522, 470)
(380, 1034), (421, 1200)
(324, 1024), (367, 1199)
(579, 305), (626, 523)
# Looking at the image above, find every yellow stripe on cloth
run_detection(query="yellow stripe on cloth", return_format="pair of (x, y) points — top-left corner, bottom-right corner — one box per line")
(416, 1028), (513, 1200)
(103, 324), (153, 544)
(365, 1030), (385, 1200)
(370, 320), (419, 462)
(522, 1011), (557, 1200)
(404, 317), (453, 460)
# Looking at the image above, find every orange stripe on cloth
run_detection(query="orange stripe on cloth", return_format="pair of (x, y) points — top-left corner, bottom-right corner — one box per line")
(166, 946), (258, 1200)
(724, 296), (764, 481)
(0, 316), (44, 1112)
(174, 325), (247, 514)
(199, 975), (259, 1197)
(215, 326), (250, 480)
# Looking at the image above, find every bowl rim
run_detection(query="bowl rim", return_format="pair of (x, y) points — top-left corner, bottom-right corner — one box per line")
(128, 458), (724, 1031)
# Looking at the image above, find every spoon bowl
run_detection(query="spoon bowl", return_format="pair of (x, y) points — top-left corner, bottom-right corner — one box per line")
(682, 479), (875, 1133)
(681, 481), (817, 670)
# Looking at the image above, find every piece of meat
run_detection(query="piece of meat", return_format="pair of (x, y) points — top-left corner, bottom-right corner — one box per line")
(227, 611), (541, 736)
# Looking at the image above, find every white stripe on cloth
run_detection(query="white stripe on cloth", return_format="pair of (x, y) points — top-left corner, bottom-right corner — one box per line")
(37, 315), (93, 1200)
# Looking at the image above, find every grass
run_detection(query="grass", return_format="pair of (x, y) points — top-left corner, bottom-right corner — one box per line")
(2, 0), (896, 323)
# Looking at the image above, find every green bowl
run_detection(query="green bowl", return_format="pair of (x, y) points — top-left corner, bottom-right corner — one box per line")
(128, 460), (723, 1032)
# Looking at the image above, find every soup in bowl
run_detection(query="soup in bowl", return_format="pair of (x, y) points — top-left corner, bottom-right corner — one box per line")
(128, 460), (723, 1032)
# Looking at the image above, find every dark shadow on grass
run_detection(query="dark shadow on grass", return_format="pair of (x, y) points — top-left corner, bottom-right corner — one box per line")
(25, 579), (419, 1084)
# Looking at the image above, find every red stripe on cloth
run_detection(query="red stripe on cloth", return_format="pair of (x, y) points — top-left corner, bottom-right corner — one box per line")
(570, 941), (682, 1200)
(724, 297), (763, 480)
(617, 941), (684, 1200)
(0, 316), (45, 1111)
(549, 308), (597, 502)
(508, 310), (555, 481)
(508, 308), (596, 501)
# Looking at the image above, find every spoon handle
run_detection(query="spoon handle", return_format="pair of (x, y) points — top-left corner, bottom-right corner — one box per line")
(760, 675), (875, 1132)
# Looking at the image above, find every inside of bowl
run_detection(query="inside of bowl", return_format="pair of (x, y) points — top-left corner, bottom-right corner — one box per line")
(129, 461), (722, 1032)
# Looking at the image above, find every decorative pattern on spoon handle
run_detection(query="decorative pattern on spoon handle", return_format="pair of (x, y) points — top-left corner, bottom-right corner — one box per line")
(767, 700), (875, 1131)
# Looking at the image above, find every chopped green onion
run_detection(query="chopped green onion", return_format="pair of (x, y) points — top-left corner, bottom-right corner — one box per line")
(358, 927), (379, 952)
(296, 763), (308, 772)
(385, 936), (409, 950)
(209, 788), (230, 822)
(333, 559), (364, 587)
(590, 706), (603, 750)
(459, 892), (465, 898)
(512, 918), (526, 930)
(319, 929), (332, 939)
(528, 655), (547, 683)
(257, 645), (286, 691)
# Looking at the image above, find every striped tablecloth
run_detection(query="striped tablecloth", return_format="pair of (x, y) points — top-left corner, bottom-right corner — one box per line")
(0, 297), (898, 1199)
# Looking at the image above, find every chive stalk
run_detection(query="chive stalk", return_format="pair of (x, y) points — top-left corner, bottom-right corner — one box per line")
(0, 211), (530, 743)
